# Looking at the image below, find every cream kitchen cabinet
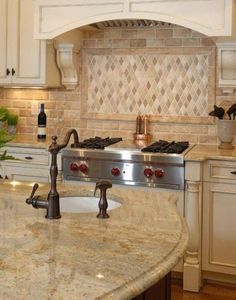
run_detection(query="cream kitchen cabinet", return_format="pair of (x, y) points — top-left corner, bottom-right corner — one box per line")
(202, 160), (236, 276)
(0, 145), (51, 183)
(0, 0), (60, 87)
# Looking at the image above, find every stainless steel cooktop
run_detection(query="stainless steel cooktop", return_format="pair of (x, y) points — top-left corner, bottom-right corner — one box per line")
(62, 137), (194, 190)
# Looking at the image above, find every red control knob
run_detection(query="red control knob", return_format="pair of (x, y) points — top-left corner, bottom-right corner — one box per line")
(144, 168), (153, 178)
(79, 163), (89, 174)
(70, 162), (80, 171)
(111, 167), (120, 176)
(155, 169), (164, 178)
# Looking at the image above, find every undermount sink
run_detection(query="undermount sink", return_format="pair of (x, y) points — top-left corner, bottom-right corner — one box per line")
(60, 196), (121, 213)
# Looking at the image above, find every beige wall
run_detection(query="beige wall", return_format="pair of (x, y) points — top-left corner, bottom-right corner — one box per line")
(0, 24), (236, 144)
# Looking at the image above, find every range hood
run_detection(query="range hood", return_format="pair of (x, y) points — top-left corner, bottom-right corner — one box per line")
(33, 0), (236, 39)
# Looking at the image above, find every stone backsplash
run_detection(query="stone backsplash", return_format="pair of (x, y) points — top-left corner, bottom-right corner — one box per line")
(0, 24), (236, 145)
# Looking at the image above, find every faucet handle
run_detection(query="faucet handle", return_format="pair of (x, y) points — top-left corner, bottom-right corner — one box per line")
(94, 180), (112, 195)
(26, 183), (39, 204)
(94, 180), (112, 219)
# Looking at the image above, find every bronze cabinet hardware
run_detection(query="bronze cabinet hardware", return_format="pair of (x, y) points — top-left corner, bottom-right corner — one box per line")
(25, 156), (33, 160)
(94, 180), (112, 219)
(25, 129), (79, 219)
(5, 68), (16, 76)
(231, 171), (236, 175)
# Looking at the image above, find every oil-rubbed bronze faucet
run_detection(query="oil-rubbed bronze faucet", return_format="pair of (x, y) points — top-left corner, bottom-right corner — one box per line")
(26, 129), (79, 219)
(94, 180), (112, 219)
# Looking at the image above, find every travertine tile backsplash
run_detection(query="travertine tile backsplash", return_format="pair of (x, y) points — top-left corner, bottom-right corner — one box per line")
(0, 24), (235, 144)
(82, 47), (215, 124)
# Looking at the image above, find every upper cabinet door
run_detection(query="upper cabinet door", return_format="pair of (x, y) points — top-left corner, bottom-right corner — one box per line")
(0, 0), (61, 87)
(12, 0), (45, 85)
(8, 0), (46, 86)
(0, 0), (11, 84)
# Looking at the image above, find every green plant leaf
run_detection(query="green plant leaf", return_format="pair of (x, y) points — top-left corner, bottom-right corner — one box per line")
(7, 113), (18, 125)
(0, 130), (16, 162)
(0, 107), (9, 122)
(0, 150), (16, 161)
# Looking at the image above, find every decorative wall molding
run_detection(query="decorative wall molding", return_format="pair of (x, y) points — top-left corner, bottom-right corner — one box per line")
(81, 47), (215, 124)
(33, 0), (235, 39)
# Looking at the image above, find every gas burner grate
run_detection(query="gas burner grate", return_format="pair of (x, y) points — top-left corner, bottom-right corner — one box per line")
(141, 140), (189, 154)
(74, 137), (122, 149)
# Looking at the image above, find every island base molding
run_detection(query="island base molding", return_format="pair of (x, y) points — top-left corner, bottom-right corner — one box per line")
(202, 271), (236, 286)
(183, 263), (201, 292)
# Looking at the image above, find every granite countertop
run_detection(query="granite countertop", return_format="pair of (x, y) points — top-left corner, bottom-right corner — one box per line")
(6, 136), (236, 163)
(0, 181), (188, 300)
(185, 144), (236, 162)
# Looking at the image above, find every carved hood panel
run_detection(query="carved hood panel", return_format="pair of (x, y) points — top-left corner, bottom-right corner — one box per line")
(33, 0), (235, 39)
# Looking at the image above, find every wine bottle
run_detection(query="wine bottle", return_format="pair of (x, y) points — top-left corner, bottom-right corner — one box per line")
(37, 103), (47, 140)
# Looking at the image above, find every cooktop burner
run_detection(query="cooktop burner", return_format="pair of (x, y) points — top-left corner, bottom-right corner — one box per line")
(72, 137), (189, 153)
(141, 140), (189, 154)
(74, 137), (122, 149)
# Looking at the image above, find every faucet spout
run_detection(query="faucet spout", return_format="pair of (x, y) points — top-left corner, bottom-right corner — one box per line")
(47, 129), (79, 219)
(48, 128), (79, 154)
(25, 129), (79, 219)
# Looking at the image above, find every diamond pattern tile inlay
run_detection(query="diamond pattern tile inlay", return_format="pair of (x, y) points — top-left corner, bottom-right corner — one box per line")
(85, 51), (210, 117)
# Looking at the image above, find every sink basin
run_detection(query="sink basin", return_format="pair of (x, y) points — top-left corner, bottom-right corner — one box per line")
(60, 196), (121, 213)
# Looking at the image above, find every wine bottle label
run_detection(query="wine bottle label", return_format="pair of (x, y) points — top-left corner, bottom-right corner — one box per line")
(38, 127), (46, 135)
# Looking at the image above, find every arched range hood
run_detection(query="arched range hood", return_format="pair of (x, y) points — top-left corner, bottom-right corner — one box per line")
(33, 0), (236, 39)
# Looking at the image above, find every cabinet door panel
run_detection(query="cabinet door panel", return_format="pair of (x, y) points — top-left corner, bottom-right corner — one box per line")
(5, 165), (49, 183)
(203, 182), (236, 275)
(1, 146), (49, 165)
(204, 160), (236, 183)
(0, 0), (11, 83)
(9, 174), (49, 183)
(13, 0), (45, 85)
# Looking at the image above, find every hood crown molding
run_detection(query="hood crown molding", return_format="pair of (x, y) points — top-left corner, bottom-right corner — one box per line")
(33, 0), (235, 39)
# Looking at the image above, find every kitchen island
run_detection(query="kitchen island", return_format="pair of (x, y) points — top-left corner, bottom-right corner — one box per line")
(0, 181), (188, 300)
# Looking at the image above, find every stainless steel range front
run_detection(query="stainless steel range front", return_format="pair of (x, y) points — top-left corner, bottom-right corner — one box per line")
(62, 138), (192, 190)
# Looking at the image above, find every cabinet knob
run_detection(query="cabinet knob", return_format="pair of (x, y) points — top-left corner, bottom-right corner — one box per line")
(230, 171), (236, 175)
(0, 175), (3, 179)
(6, 68), (10, 76)
(11, 68), (16, 76)
(25, 156), (33, 160)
